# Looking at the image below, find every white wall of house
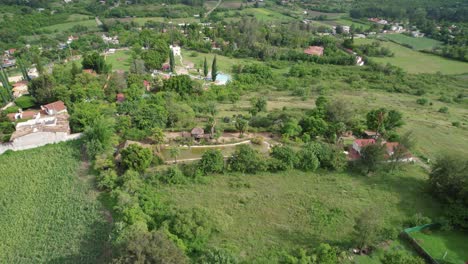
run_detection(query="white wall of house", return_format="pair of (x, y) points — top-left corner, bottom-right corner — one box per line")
(0, 132), (82, 154)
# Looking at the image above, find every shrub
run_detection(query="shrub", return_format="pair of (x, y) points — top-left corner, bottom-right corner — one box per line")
(270, 145), (298, 170)
(406, 213), (432, 227)
(452, 121), (461, 127)
(228, 144), (267, 173)
(199, 248), (238, 264)
(159, 166), (187, 184)
(250, 136), (264, 145)
(3, 106), (19, 114)
(416, 98), (429, 105)
(381, 250), (425, 264)
(438, 106), (449, 113)
(14, 95), (36, 109)
(121, 144), (153, 172)
(96, 169), (118, 190)
(198, 149), (225, 175)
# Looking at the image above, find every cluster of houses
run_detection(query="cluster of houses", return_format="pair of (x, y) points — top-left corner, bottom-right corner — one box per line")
(0, 100), (79, 154)
(2, 49), (17, 69)
(345, 130), (414, 162)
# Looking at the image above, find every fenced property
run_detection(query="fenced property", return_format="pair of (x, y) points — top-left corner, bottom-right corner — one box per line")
(402, 224), (468, 264)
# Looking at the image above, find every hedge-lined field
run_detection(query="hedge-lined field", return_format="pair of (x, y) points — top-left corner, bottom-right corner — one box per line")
(0, 141), (110, 263)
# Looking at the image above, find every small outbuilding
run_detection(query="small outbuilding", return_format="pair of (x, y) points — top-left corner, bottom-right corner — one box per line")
(191, 127), (204, 139)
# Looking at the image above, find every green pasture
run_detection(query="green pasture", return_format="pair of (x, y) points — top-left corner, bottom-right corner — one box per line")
(382, 34), (442, 50)
(105, 49), (132, 72)
(355, 39), (468, 74)
(41, 19), (100, 33)
(159, 165), (440, 261)
(0, 141), (110, 263)
(181, 48), (259, 73)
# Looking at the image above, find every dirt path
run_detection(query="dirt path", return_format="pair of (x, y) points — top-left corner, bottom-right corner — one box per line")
(205, 0), (222, 17)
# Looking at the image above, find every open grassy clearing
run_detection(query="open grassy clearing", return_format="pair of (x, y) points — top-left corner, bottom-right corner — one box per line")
(304, 10), (345, 20)
(323, 18), (371, 29)
(237, 8), (296, 22)
(41, 19), (100, 33)
(0, 141), (110, 263)
(181, 48), (260, 73)
(129, 16), (199, 25)
(410, 229), (468, 263)
(356, 39), (468, 74)
(216, 89), (468, 161)
(159, 165), (441, 261)
(105, 49), (132, 72)
(382, 34), (442, 50)
(66, 14), (94, 22)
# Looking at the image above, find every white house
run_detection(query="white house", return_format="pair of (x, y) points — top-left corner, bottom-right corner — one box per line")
(170, 45), (181, 57)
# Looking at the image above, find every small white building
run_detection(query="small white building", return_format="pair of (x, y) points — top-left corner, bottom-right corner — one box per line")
(170, 45), (181, 57)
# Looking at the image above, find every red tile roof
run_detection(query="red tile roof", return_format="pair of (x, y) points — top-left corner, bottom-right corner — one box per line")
(354, 139), (376, 147)
(6, 113), (16, 121)
(21, 110), (38, 120)
(116, 93), (125, 102)
(43, 101), (66, 113)
(304, 46), (324, 56)
(13, 81), (28, 87)
(385, 142), (399, 153)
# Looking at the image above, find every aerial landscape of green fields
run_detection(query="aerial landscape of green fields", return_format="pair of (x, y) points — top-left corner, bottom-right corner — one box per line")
(0, 0), (467, 263)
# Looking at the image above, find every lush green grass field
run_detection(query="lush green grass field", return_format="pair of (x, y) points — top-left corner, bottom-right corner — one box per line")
(410, 229), (468, 263)
(382, 34), (442, 50)
(41, 19), (100, 33)
(106, 50), (132, 72)
(356, 39), (468, 74)
(159, 166), (440, 261)
(181, 48), (259, 73)
(0, 141), (110, 263)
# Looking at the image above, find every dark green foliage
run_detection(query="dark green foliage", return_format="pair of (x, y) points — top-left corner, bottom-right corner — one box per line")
(82, 52), (111, 74)
(366, 108), (404, 134)
(228, 144), (266, 174)
(427, 155), (468, 229)
(270, 145), (298, 170)
(163, 207), (215, 251)
(121, 144), (153, 173)
(359, 143), (386, 174)
(114, 230), (188, 264)
(159, 166), (187, 185)
(203, 57), (208, 77)
(211, 55), (217, 81)
(199, 248), (238, 264)
(406, 213), (432, 227)
(249, 97), (267, 116)
(133, 103), (168, 131)
(381, 250), (425, 264)
(199, 149), (225, 175)
(296, 142), (321, 172)
(416, 98), (429, 105)
(83, 117), (115, 159)
(163, 75), (194, 95)
(169, 49), (175, 73)
(353, 208), (381, 249)
(14, 95), (36, 109)
(313, 243), (339, 264)
(438, 106), (449, 113)
(0, 112), (14, 142)
(28, 74), (57, 104)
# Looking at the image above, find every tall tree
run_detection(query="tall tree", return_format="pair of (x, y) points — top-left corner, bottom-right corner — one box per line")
(211, 55), (217, 81)
(359, 143), (386, 174)
(203, 57), (208, 77)
(33, 54), (44, 75)
(169, 49), (175, 73)
(169, 147), (180, 163)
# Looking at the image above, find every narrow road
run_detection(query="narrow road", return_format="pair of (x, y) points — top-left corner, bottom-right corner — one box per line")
(205, 0), (222, 17)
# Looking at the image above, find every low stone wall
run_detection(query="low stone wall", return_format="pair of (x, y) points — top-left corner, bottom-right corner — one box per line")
(0, 132), (82, 155)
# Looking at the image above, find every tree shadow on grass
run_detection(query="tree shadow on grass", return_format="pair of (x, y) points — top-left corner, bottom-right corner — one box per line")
(48, 219), (112, 264)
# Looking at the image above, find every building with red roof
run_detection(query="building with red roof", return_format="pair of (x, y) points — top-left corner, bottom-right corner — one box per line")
(116, 93), (125, 103)
(41, 101), (67, 115)
(304, 46), (324, 56)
